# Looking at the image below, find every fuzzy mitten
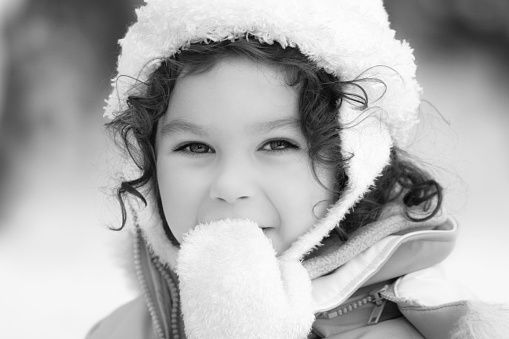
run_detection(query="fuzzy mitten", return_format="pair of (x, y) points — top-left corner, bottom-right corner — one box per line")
(176, 219), (314, 339)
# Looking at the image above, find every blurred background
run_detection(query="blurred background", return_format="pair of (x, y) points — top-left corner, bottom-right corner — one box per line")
(0, 0), (508, 338)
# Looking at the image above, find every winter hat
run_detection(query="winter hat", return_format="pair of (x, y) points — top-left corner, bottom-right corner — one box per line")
(105, 0), (421, 268)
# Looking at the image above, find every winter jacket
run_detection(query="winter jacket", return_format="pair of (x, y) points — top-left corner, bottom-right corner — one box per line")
(86, 209), (509, 339)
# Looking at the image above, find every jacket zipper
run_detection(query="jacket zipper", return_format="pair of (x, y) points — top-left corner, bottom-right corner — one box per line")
(316, 285), (389, 325)
(134, 227), (167, 339)
(367, 286), (388, 325)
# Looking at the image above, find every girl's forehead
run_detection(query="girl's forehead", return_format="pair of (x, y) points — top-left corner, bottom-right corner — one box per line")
(161, 58), (300, 130)
(177, 58), (293, 97)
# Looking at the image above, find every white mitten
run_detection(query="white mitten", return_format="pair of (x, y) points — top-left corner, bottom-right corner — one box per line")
(176, 219), (315, 339)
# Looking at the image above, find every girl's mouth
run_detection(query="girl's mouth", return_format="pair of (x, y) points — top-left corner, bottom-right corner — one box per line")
(261, 226), (273, 235)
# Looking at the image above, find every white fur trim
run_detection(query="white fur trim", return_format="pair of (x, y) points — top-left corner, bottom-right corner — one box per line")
(127, 183), (179, 269)
(176, 219), (314, 339)
(105, 0), (420, 147)
(451, 301), (509, 339)
(282, 106), (392, 261)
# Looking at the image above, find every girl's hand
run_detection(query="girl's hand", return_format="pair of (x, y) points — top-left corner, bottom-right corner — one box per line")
(176, 219), (314, 339)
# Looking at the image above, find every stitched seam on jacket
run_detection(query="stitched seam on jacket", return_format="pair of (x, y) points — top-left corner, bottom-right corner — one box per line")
(400, 301), (468, 313)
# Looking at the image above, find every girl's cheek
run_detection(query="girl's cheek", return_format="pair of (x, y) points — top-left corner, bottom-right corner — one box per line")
(161, 161), (210, 194)
(158, 163), (210, 238)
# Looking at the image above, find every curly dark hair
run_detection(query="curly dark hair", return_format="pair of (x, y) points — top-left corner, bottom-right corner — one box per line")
(106, 38), (442, 246)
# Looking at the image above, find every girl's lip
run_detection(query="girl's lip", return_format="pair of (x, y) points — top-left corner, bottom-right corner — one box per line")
(198, 218), (273, 229)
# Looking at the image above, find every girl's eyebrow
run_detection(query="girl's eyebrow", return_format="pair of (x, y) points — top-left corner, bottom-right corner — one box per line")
(159, 119), (212, 138)
(250, 117), (301, 134)
(159, 117), (301, 138)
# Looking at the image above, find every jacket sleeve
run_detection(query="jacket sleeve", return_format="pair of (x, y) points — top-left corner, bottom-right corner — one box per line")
(399, 301), (469, 339)
(449, 300), (509, 339)
(85, 297), (156, 339)
(389, 266), (509, 339)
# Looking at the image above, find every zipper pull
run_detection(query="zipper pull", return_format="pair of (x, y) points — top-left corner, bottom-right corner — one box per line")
(367, 285), (388, 325)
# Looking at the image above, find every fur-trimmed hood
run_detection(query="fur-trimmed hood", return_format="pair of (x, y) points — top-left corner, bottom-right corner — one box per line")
(106, 0), (420, 273)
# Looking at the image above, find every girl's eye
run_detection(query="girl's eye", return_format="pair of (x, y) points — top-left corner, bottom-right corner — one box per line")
(260, 139), (299, 152)
(174, 142), (214, 155)
(173, 140), (298, 155)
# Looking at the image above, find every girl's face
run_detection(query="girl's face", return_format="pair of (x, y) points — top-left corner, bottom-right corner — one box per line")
(155, 58), (335, 255)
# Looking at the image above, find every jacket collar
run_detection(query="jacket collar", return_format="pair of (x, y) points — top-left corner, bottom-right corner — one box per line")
(310, 214), (458, 313)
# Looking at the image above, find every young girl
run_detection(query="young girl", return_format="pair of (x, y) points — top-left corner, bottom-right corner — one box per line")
(88, 0), (508, 338)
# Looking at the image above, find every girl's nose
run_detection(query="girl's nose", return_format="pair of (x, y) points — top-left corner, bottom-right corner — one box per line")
(209, 160), (256, 204)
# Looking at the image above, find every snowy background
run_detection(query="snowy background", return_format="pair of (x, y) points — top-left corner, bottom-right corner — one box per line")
(0, 0), (508, 338)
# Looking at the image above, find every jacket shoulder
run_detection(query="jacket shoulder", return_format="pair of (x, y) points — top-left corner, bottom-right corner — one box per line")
(85, 297), (156, 339)
(389, 266), (509, 338)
